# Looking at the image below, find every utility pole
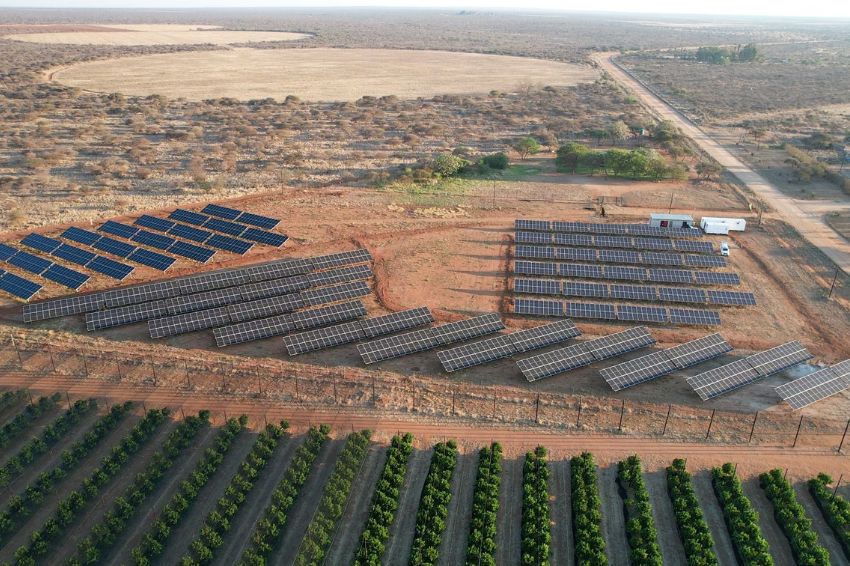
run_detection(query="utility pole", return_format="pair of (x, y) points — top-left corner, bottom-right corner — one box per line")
(668, 191), (675, 213)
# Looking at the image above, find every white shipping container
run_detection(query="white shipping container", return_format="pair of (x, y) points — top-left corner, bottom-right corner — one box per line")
(700, 217), (746, 233)
(702, 221), (729, 235)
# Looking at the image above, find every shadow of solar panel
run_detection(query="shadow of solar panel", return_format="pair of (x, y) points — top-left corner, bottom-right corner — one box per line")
(431, 314), (504, 345)
(600, 351), (676, 391)
(131, 230), (175, 250)
(514, 298), (563, 316)
(515, 261), (557, 276)
(306, 265), (373, 287)
(128, 248), (176, 271)
(135, 215), (176, 232)
(247, 259), (312, 281)
(284, 320), (367, 355)
(23, 294), (103, 322)
(515, 245), (555, 260)
(168, 223), (211, 243)
(610, 284), (657, 301)
(307, 249), (372, 270)
(22, 233), (62, 254)
(291, 300), (367, 330)
(99, 221), (139, 239)
(706, 290), (757, 306)
(359, 307), (434, 338)
(43, 264), (89, 290)
(516, 231), (553, 244)
(0, 273), (42, 300)
(516, 343), (596, 381)
(239, 276), (309, 302)
(299, 281), (371, 307)
(560, 263), (604, 279)
(553, 233), (593, 247)
(776, 360), (850, 409)
(674, 240), (714, 253)
(213, 314), (295, 347)
(9, 251), (52, 275)
(168, 241), (215, 263)
(648, 269), (694, 284)
(165, 287), (240, 315)
(93, 236), (135, 258)
(358, 328), (440, 364)
(514, 278), (560, 296)
(694, 272), (740, 286)
(563, 281), (609, 299)
(149, 306), (232, 338)
(685, 254), (727, 268)
(658, 287), (706, 304)
(565, 302), (616, 320)
(169, 209), (209, 226)
(604, 266), (648, 281)
(206, 234), (253, 255)
(86, 300), (169, 331)
(437, 334), (516, 372)
(747, 341), (812, 376)
(642, 252), (684, 266)
(202, 203), (241, 220)
(101, 280), (180, 308)
(242, 228), (287, 247)
(509, 320), (581, 353)
(236, 211), (280, 229)
(0, 244), (18, 262)
(516, 219), (551, 231)
(227, 293), (305, 323)
(87, 256), (134, 280)
(52, 244), (96, 267)
(668, 308), (721, 326)
(62, 227), (102, 246)
(204, 217), (247, 237)
(555, 247), (597, 262)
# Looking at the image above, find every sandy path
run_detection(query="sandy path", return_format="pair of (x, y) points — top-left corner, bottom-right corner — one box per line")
(496, 456), (523, 565)
(690, 470), (738, 566)
(549, 458), (575, 566)
(594, 52), (850, 274)
(599, 464), (630, 566)
(438, 449), (477, 566)
(793, 482), (850, 566)
(742, 478), (795, 566)
(642, 468), (688, 565)
(383, 447), (433, 565)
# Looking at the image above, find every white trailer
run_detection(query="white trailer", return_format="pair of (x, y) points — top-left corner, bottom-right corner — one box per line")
(700, 217), (746, 235)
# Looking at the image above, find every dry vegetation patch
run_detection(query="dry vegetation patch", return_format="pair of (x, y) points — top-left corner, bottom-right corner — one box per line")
(8, 24), (310, 46)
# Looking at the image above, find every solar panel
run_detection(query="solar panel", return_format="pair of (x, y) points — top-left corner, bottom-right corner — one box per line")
(685, 254), (727, 268)
(515, 261), (558, 276)
(437, 335), (517, 372)
(86, 300), (169, 331)
(291, 300), (368, 330)
(515, 245), (555, 260)
(307, 249), (372, 270)
(21, 233), (61, 254)
(610, 284), (657, 301)
(202, 203), (242, 220)
(53, 244), (96, 266)
(62, 227), (102, 246)
(135, 215), (176, 232)
(553, 233), (593, 247)
(166, 288), (239, 315)
(241, 228), (288, 247)
(514, 298), (563, 316)
(168, 223), (212, 243)
(658, 287), (707, 304)
(168, 241), (215, 263)
(694, 271), (740, 286)
(648, 269), (694, 285)
(601, 334), (732, 391)
(177, 269), (253, 294)
(560, 263), (604, 279)
(359, 307), (434, 338)
(22, 294), (103, 322)
(563, 281), (608, 299)
(93, 236), (135, 258)
(206, 234), (253, 255)
(247, 259), (312, 281)
(431, 314), (505, 345)
(516, 219), (551, 231)
(9, 251), (52, 275)
(668, 308), (721, 326)
(87, 256), (134, 280)
(776, 360), (850, 409)
(43, 264), (89, 290)
(641, 252), (684, 266)
(239, 276), (308, 302)
(204, 217), (247, 237)
(552, 221), (591, 233)
(213, 314), (296, 347)
(306, 264), (373, 287)
(131, 230), (175, 250)
(514, 278), (560, 296)
(604, 266), (647, 281)
(169, 209), (209, 226)
(283, 320), (367, 355)
(0, 273), (41, 300)
(236, 211), (280, 230)
(227, 293), (304, 323)
(634, 237), (674, 251)
(99, 221), (139, 239)
(595, 235), (632, 249)
(555, 247), (597, 262)
(299, 281), (371, 307)
(128, 248), (176, 271)
(706, 290), (757, 306)
(687, 341), (813, 400)
(565, 302), (616, 320)
(149, 306), (232, 338)
(616, 305), (667, 323)
(516, 231), (553, 244)
(0, 244), (17, 261)
(358, 328), (441, 364)
(102, 280), (180, 308)
(509, 319), (581, 353)
(674, 240), (714, 253)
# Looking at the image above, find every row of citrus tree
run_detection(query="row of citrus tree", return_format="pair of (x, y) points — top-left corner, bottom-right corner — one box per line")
(666, 458), (719, 565)
(522, 445), (551, 566)
(617, 455), (663, 566)
(0, 393), (59, 449)
(571, 452), (608, 565)
(409, 440), (458, 566)
(465, 442), (502, 566)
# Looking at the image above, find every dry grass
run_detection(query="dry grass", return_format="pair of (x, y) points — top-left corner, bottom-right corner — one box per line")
(7, 24), (309, 46)
(51, 47), (597, 102)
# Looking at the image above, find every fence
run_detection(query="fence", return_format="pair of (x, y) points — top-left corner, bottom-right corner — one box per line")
(2, 334), (848, 453)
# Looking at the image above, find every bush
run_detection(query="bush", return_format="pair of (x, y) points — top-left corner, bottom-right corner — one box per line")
(482, 152), (509, 170)
(618, 455), (662, 566)
(409, 441), (458, 566)
(808, 473), (850, 560)
(571, 452), (608, 564)
(666, 459), (718, 565)
(760, 469), (829, 565)
(712, 463), (773, 565)
(465, 442), (502, 566)
(522, 446), (551, 566)
(431, 153), (470, 178)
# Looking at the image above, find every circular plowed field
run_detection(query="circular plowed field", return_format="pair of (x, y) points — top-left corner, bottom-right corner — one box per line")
(50, 47), (597, 102)
(8, 24), (310, 45)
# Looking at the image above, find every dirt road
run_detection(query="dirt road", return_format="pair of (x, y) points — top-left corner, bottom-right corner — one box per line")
(593, 52), (850, 274)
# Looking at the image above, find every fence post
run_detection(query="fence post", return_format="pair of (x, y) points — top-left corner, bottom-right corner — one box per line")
(618, 399), (626, 432)
(534, 393), (540, 424)
(371, 376), (376, 406)
(492, 394), (497, 420)
(149, 356), (157, 385)
(81, 353), (89, 378)
(792, 415), (804, 448)
(47, 346), (56, 373)
(116, 360), (123, 381)
(11, 335), (22, 368)
(748, 411), (759, 444)
(705, 409), (716, 440)
(412, 384), (417, 412)
(661, 404), (672, 436)
(65, 391), (71, 410)
(834, 474), (844, 495)
(451, 389), (456, 416)
(576, 397), (583, 428)
(333, 379), (338, 405)
(839, 418), (850, 454)
(295, 376), (300, 402)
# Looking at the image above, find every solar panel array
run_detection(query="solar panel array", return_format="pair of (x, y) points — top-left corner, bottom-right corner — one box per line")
(358, 313), (505, 364)
(516, 219), (703, 238)
(514, 298), (721, 326)
(686, 341), (813, 400)
(775, 360), (850, 409)
(515, 261), (740, 286)
(0, 271), (42, 300)
(516, 230), (714, 253)
(61, 226), (174, 273)
(0, 237), (98, 298)
(516, 327), (656, 382)
(515, 278), (755, 306)
(600, 333), (732, 391)
(282, 306), (434, 355)
(23, 249), (372, 323)
(437, 319), (581, 372)
(515, 245), (726, 268)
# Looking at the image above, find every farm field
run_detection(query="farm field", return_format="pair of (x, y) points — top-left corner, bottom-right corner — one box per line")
(7, 24), (310, 45)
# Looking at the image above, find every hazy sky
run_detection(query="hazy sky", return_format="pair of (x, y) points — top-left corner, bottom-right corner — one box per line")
(0, 0), (847, 18)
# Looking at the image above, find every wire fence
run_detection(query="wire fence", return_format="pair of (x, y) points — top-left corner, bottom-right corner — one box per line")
(3, 334), (848, 453)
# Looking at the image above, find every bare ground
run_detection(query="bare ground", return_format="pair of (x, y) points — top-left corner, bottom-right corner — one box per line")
(383, 446), (433, 566)
(742, 478), (795, 566)
(642, 468), (688, 565)
(690, 470), (738, 566)
(437, 447), (477, 566)
(598, 463), (630, 566)
(496, 456), (524, 566)
(793, 482), (850, 566)
(549, 458), (575, 566)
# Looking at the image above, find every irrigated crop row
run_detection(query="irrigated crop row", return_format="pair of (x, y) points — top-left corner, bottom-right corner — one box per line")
(666, 458), (718, 566)
(522, 445), (551, 566)
(464, 442), (502, 566)
(618, 455), (662, 566)
(571, 452), (608, 565)
(760, 468), (829, 565)
(0, 390), (26, 411)
(354, 432), (414, 566)
(0, 393), (60, 449)
(712, 463), (773, 566)
(808, 473), (850, 560)
(409, 440), (458, 566)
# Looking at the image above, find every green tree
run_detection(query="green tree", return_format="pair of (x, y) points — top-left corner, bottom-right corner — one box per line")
(607, 121), (630, 145)
(431, 153), (469, 178)
(513, 137), (541, 160)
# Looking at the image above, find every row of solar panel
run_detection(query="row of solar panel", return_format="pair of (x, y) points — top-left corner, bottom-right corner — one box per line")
(86, 265), (372, 332)
(515, 230), (714, 254)
(514, 278), (756, 306)
(166, 208), (286, 248)
(514, 298), (721, 326)
(775, 359), (850, 409)
(22, 248), (373, 322)
(515, 260), (741, 286)
(0, 269), (43, 300)
(516, 219), (703, 238)
(515, 244), (727, 268)
(201, 203), (281, 230)
(0, 240), (95, 299)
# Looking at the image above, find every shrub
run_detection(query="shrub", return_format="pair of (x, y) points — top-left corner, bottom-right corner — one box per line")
(571, 452), (608, 565)
(760, 469), (829, 565)
(712, 463), (773, 565)
(618, 455), (662, 566)
(465, 442), (502, 566)
(482, 152), (509, 170)
(522, 446), (551, 566)
(808, 473), (850, 559)
(409, 441), (458, 566)
(666, 459), (719, 565)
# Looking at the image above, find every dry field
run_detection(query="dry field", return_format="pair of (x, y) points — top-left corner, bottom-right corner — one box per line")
(7, 24), (310, 45)
(52, 47), (598, 102)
